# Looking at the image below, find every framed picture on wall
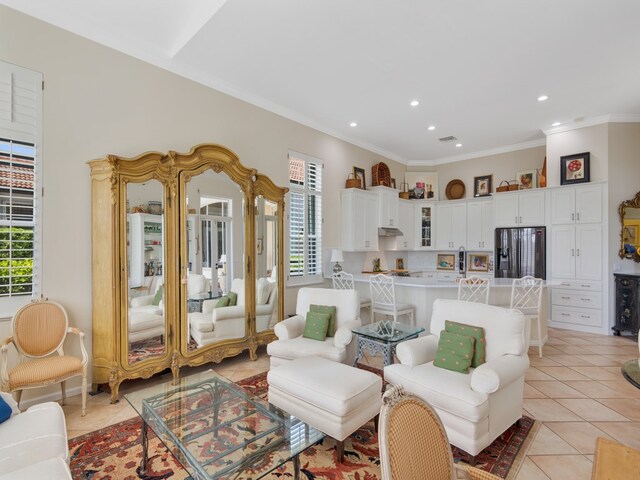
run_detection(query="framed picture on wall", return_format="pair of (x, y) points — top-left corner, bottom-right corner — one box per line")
(468, 254), (489, 272)
(560, 152), (590, 185)
(437, 253), (455, 270)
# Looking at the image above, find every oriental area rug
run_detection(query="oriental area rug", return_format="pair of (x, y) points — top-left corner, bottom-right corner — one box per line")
(69, 372), (537, 480)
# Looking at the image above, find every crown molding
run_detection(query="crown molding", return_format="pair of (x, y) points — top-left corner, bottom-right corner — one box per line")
(406, 138), (547, 167)
(543, 114), (640, 135)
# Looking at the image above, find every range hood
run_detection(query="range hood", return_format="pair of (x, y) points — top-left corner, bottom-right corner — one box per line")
(378, 227), (404, 237)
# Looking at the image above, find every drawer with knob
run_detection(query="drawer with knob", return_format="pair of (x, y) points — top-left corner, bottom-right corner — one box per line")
(552, 305), (601, 327)
(553, 279), (601, 291)
(552, 289), (602, 309)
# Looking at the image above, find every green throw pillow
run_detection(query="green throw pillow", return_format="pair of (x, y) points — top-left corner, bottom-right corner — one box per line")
(302, 311), (330, 341)
(227, 291), (238, 306)
(434, 330), (475, 374)
(215, 296), (230, 308)
(152, 285), (164, 306)
(310, 304), (337, 337)
(445, 320), (486, 368)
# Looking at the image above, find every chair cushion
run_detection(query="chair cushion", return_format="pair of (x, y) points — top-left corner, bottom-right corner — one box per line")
(227, 291), (238, 306)
(267, 337), (346, 363)
(0, 402), (68, 475)
(384, 362), (489, 423)
(310, 304), (337, 337)
(268, 356), (382, 416)
(434, 331), (475, 374)
(129, 312), (163, 332)
(0, 396), (11, 423)
(152, 285), (164, 306)
(131, 304), (163, 316)
(445, 321), (486, 367)
(8, 356), (83, 390)
(189, 313), (213, 333)
(256, 278), (274, 304)
(0, 457), (71, 480)
(302, 312), (330, 341)
(373, 302), (413, 313)
(216, 296), (230, 308)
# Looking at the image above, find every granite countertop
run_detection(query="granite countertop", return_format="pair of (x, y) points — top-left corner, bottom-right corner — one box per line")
(348, 274), (552, 288)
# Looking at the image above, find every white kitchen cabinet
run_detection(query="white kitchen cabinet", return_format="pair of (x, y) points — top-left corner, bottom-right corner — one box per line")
(551, 184), (602, 225)
(414, 202), (436, 250)
(494, 190), (545, 227)
(467, 200), (494, 250)
(129, 213), (163, 288)
(371, 186), (399, 228)
(436, 202), (467, 249)
(394, 199), (414, 250)
(341, 188), (379, 251)
(551, 224), (602, 281)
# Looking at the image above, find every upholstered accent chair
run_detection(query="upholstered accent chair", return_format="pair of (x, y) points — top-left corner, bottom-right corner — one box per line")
(384, 299), (529, 462)
(0, 300), (88, 416)
(189, 277), (278, 347)
(379, 385), (501, 480)
(267, 287), (361, 369)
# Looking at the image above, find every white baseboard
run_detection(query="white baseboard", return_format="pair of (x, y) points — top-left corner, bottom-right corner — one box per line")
(14, 385), (86, 410)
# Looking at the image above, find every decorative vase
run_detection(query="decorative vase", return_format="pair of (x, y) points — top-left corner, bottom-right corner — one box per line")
(539, 156), (547, 188)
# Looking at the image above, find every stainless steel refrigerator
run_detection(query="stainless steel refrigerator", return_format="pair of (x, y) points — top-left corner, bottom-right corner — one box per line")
(494, 227), (546, 279)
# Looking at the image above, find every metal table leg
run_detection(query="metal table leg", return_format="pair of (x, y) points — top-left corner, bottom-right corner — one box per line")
(293, 454), (301, 480)
(139, 420), (149, 475)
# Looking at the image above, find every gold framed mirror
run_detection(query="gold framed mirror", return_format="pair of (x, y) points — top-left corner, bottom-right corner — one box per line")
(618, 191), (640, 262)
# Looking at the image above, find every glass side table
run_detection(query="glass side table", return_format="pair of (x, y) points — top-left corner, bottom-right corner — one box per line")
(622, 359), (640, 389)
(351, 320), (425, 367)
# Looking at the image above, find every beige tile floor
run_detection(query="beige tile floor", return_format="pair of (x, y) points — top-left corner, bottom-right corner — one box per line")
(60, 328), (639, 480)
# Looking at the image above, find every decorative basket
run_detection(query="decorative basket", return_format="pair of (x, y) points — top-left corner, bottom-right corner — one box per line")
(345, 173), (361, 189)
(372, 162), (391, 187)
(399, 182), (410, 199)
(496, 180), (518, 192)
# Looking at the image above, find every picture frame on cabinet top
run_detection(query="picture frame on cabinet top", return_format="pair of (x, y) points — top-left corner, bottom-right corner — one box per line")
(560, 152), (590, 185)
(474, 174), (493, 197)
(353, 166), (367, 190)
(516, 169), (537, 190)
(405, 171), (438, 200)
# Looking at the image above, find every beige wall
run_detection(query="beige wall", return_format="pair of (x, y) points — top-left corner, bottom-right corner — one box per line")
(0, 7), (404, 401)
(407, 146), (546, 198)
(545, 124), (609, 186)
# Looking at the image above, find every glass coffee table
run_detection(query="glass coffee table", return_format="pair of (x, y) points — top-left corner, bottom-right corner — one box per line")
(352, 320), (425, 367)
(187, 292), (220, 313)
(125, 370), (324, 480)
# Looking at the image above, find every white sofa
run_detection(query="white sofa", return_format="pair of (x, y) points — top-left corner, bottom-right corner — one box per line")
(384, 299), (530, 459)
(0, 392), (71, 479)
(189, 277), (278, 346)
(267, 288), (361, 369)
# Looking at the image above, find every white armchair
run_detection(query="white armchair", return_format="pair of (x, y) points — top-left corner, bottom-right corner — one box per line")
(189, 277), (278, 346)
(267, 288), (361, 369)
(384, 299), (530, 461)
(128, 276), (164, 343)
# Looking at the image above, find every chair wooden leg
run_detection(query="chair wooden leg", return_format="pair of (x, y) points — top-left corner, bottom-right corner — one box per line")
(15, 389), (23, 408)
(61, 381), (66, 406)
(536, 316), (543, 358)
(468, 455), (477, 467)
(374, 414), (379, 432)
(336, 440), (345, 463)
(81, 369), (87, 417)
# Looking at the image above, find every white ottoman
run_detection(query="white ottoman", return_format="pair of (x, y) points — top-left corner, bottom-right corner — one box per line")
(267, 355), (382, 462)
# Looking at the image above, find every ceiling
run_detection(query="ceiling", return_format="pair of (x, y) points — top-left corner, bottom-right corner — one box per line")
(3, 0), (640, 165)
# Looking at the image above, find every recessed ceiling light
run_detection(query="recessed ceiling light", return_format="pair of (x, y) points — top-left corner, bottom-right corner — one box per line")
(349, 122), (358, 127)
(537, 95), (548, 102)
(455, 143), (462, 148)
(410, 100), (420, 107)
(428, 125), (436, 131)
(552, 121), (561, 127)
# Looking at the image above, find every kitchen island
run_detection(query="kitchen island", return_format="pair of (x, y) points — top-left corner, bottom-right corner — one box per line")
(343, 273), (549, 348)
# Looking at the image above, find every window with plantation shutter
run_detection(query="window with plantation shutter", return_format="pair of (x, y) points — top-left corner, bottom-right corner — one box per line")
(288, 151), (322, 285)
(0, 61), (43, 315)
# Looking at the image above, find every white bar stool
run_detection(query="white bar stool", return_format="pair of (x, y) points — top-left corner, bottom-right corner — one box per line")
(457, 276), (490, 304)
(332, 271), (372, 311)
(510, 275), (544, 358)
(369, 274), (415, 327)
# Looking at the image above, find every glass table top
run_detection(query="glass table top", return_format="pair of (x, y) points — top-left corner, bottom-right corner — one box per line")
(352, 320), (425, 342)
(125, 370), (324, 480)
(622, 359), (640, 389)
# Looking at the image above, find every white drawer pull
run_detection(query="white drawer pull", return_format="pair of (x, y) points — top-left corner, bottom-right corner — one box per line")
(561, 282), (570, 286)
(560, 296), (570, 299)
(581, 315), (590, 319)
(580, 284), (591, 288)
(561, 313), (570, 316)
(581, 298), (591, 302)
